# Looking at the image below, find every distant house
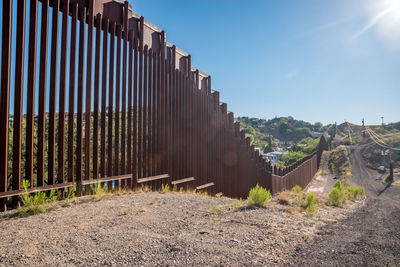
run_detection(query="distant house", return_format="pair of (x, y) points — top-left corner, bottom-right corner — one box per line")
(311, 131), (323, 138)
(264, 151), (287, 163)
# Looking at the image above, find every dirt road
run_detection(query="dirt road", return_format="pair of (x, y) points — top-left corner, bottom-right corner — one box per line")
(285, 145), (400, 266)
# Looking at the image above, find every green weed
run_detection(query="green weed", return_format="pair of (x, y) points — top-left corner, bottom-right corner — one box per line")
(347, 186), (365, 200)
(247, 184), (271, 207)
(304, 192), (317, 214)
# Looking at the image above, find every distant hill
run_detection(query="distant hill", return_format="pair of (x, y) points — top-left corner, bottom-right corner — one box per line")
(335, 121), (400, 169)
(236, 116), (332, 151)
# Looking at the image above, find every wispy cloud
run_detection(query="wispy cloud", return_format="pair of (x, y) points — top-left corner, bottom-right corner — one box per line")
(351, 6), (394, 39)
(294, 17), (354, 39)
(285, 69), (298, 80)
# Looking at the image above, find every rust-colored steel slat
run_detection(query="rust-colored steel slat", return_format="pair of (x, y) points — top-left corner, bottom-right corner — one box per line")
(0, 0), (12, 211)
(120, 8), (128, 178)
(68, 3), (78, 184)
(93, 13), (102, 181)
(133, 37), (138, 185)
(85, 0), (94, 189)
(108, 21), (115, 179)
(114, 24), (121, 188)
(76, 6), (87, 196)
(143, 45), (148, 178)
(100, 18), (109, 178)
(160, 32), (166, 176)
(26, 0), (38, 189)
(48, 0), (60, 186)
(167, 50), (172, 179)
(138, 17), (144, 179)
(58, 0), (69, 187)
(147, 48), (153, 177)
(155, 53), (161, 176)
(11, 0), (26, 208)
(37, 0), (49, 187)
(126, 30), (134, 189)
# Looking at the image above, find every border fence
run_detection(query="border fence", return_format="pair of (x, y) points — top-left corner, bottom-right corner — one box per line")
(0, 0), (328, 211)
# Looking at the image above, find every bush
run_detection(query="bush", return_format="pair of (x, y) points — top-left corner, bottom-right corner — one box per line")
(347, 186), (365, 200)
(247, 184), (271, 207)
(161, 184), (170, 193)
(328, 187), (346, 206)
(292, 185), (303, 207)
(304, 192), (317, 214)
(18, 180), (57, 216)
(66, 187), (75, 199)
(333, 180), (344, 190)
(92, 182), (108, 200)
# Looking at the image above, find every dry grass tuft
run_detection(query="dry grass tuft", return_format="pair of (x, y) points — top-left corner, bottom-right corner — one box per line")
(277, 190), (291, 205)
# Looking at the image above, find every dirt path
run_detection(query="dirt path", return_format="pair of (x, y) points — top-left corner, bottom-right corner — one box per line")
(284, 145), (400, 266)
(305, 151), (336, 198)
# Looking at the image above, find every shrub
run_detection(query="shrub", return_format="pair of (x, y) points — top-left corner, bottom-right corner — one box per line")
(333, 180), (344, 190)
(211, 205), (217, 213)
(92, 182), (108, 200)
(328, 187), (346, 207)
(304, 192), (317, 214)
(66, 187), (75, 199)
(161, 184), (170, 193)
(347, 186), (365, 200)
(233, 199), (242, 209)
(292, 185), (303, 207)
(18, 180), (54, 216)
(247, 184), (271, 207)
(172, 184), (178, 192)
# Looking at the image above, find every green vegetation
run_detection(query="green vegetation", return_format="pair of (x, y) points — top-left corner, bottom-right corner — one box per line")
(276, 137), (321, 167)
(328, 180), (366, 206)
(291, 185), (303, 207)
(290, 185), (318, 213)
(210, 205), (217, 214)
(247, 184), (271, 207)
(304, 192), (317, 214)
(18, 180), (59, 216)
(329, 145), (352, 176)
(66, 187), (75, 199)
(236, 116), (327, 152)
(233, 199), (243, 209)
(328, 180), (346, 207)
(161, 184), (170, 193)
(92, 182), (108, 200)
(347, 186), (365, 200)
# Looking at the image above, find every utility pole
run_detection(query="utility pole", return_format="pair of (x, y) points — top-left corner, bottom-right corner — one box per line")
(389, 149), (394, 182)
(362, 118), (365, 139)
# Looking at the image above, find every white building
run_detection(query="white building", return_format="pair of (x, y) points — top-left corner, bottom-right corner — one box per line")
(264, 151), (287, 163)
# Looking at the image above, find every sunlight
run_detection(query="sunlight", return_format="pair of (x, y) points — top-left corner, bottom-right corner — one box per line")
(357, 0), (400, 46)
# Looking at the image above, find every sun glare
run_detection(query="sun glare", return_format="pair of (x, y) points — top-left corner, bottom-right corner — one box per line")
(356, 0), (400, 47)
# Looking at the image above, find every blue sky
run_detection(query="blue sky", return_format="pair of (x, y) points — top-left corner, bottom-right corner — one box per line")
(1, 0), (399, 126)
(133, 0), (400, 125)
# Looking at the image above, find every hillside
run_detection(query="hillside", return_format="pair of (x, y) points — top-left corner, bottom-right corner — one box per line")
(336, 121), (400, 169)
(236, 116), (332, 152)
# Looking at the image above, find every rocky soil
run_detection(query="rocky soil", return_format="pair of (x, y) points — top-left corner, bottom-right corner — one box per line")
(0, 189), (362, 266)
(1, 146), (398, 266)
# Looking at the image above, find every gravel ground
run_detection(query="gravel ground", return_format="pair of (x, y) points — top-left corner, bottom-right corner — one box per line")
(284, 146), (400, 266)
(0, 189), (362, 266)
